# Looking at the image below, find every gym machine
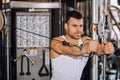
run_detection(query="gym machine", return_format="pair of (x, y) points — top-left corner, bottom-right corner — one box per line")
(1, 1), (64, 80)
(90, 0), (120, 80)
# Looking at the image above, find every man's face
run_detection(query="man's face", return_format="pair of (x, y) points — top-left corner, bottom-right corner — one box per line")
(65, 17), (83, 39)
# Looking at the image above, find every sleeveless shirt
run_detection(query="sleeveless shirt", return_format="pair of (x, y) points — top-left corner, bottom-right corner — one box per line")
(51, 36), (88, 80)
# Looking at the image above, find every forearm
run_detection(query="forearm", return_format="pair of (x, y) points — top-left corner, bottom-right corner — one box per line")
(53, 44), (82, 56)
(51, 40), (84, 56)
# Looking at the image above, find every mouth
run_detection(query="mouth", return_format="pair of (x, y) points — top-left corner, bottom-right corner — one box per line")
(75, 33), (81, 36)
(74, 34), (81, 38)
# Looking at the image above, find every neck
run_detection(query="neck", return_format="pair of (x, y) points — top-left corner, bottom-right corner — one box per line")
(65, 35), (80, 45)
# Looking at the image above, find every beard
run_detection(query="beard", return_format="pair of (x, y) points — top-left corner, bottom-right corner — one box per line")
(68, 33), (81, 40)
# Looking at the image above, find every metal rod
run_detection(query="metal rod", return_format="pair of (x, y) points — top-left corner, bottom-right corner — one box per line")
(10, 1), (60, 9)
(24, 54), (35, 65)
(91, 0), (98, 80)
(6, 26), (9, 80)
(103, 55), (106, 80)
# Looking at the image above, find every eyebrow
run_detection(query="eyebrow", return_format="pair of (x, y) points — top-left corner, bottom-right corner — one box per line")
(72, 24), (83, 26)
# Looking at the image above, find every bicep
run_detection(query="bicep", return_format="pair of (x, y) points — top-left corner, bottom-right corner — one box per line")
(50, 37), (65, 54)
(50, 49), (60, 58)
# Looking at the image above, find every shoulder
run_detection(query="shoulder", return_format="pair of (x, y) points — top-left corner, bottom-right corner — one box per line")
(81, 36), (91, 42)
(51, 36), (64, 42)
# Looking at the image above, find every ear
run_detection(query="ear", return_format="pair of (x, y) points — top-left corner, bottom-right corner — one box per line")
(64, 23), (68, 30)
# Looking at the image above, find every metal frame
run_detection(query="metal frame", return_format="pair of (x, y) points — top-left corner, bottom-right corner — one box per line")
(3, 1), (62, 80)
(10, 1), (60, 9)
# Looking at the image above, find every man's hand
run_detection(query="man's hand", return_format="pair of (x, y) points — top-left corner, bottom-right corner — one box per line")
(102, 41), (114, 55)
(87, 40), (99, 53)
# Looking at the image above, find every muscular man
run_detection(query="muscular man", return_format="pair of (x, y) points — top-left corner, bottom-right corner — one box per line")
(50, 10), (114, 80)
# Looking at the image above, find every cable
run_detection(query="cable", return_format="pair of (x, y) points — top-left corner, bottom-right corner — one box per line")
(16, 28), (93, 57)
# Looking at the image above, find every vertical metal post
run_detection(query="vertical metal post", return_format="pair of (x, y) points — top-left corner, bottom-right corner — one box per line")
(98, 0), (104, 79)
(103, 55), (106, 80)
(91, 0), (98, 80)
(103, 1), (108, 80)
(6, 27), (9, 80)
(59, 0), (62, 35)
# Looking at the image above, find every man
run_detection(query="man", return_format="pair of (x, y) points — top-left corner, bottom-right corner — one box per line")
(50, 10), (114, 80)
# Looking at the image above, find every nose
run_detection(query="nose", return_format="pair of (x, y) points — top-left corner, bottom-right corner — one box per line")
(76, 26), (82, 32)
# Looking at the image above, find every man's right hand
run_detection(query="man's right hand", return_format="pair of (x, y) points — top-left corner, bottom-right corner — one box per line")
(87, 40), (99, 53)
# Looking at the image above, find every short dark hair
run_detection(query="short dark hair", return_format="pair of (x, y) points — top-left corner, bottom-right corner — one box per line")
(65, 10), (83, 23)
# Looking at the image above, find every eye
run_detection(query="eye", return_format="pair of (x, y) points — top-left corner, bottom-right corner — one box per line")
(73, 25), (77, 27)
(80, 24), (83, 27)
